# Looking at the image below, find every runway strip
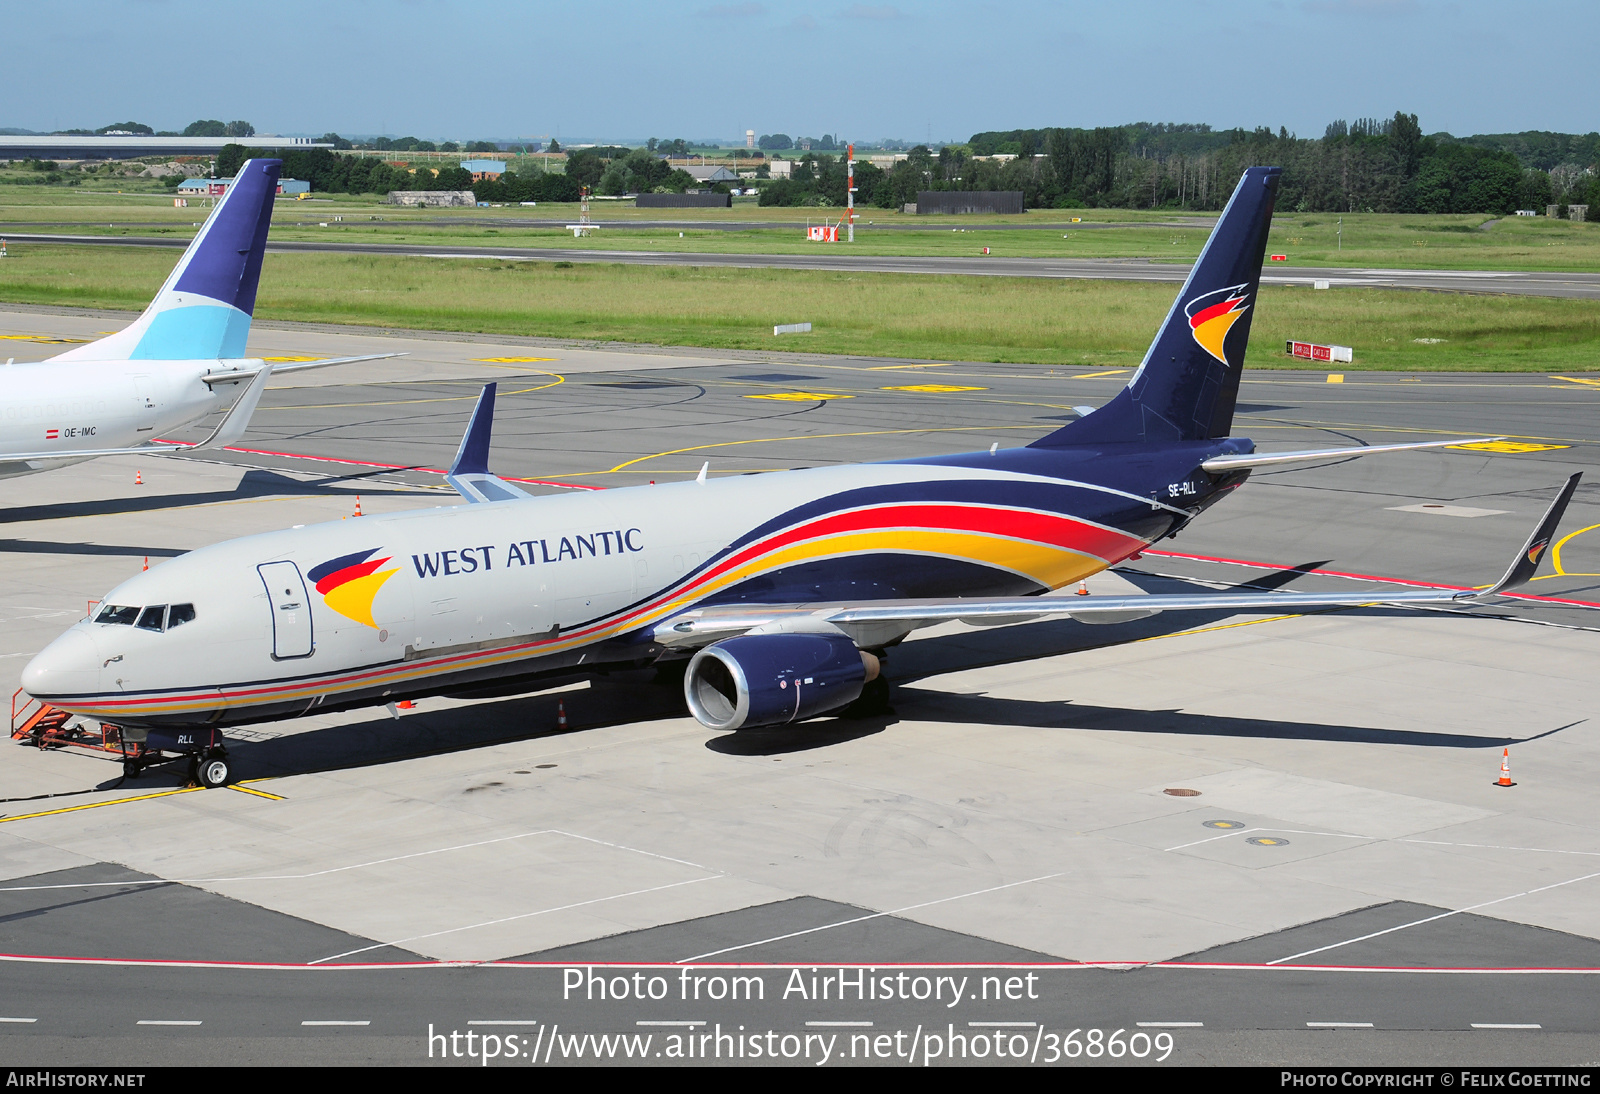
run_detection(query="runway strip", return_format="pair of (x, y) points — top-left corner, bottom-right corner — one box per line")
(7, 232), (1599, 299)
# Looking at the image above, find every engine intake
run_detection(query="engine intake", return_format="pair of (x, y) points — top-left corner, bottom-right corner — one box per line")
(684, 632), (878, 730)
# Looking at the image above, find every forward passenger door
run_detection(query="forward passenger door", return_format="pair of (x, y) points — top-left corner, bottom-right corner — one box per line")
(258, 561), (313, 659)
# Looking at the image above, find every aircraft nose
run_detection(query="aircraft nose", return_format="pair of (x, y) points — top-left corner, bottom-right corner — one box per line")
(22, 629), (102, 698)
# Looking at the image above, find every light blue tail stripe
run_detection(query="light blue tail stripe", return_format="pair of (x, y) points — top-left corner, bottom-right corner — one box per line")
(130, 304), (251, 360)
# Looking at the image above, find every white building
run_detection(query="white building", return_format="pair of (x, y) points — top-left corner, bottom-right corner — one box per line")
(684, 165), (739, 184)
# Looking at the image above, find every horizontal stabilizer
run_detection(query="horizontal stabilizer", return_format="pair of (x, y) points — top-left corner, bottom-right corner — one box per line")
(1200, 437), (1504, 473)
(201, 353), (404, 385)
(445, 382), (534, 504)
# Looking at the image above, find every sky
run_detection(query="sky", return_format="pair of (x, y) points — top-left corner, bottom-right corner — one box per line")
(8, 1), (1597, 145)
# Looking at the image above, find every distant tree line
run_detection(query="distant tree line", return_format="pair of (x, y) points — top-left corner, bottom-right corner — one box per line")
(595, 148), (698, 195)
(206, 113), (1600, 216)
(952, 114), (1600, 214)
(184, 120), (255, 137)
(758, 154), (885, 208)
(210, 144), (581, 201)
(469, 171), (582, 203)
(757, 133), (843, 151)
(362, 136), (447, 153)
(343, 136), (541, 154)
(50, 119), (255, 138)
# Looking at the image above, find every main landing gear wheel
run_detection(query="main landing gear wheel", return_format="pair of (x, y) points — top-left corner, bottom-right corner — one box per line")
(842, 675), (893, 719)
(196, 751), (230, 789)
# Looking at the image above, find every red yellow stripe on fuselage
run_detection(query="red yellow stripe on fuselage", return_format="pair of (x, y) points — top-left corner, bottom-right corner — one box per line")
(63, 501), (1148, 721)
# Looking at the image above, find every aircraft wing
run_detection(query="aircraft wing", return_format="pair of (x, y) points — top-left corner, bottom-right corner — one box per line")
(200, 353), (403, 385)
(1, 365), (275, 462)
(655, 474), (1582, 647)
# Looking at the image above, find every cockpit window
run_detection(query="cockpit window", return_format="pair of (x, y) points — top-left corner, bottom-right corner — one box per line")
(168, 604), (196, 629)
(95, 605), (139, 626)
(136, 605), (167, 632)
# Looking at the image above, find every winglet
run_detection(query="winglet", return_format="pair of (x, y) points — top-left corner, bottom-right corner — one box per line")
(1466, 473), (1582, 600)
(445, 382), (533, 504)
(451, 383), (497, 477)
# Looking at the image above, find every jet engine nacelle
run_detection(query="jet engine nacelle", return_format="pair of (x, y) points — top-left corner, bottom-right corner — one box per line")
(683, 632), (878, 730)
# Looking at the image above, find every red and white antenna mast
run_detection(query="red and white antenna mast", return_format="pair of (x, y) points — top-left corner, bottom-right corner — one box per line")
(846, 143), (856, 243)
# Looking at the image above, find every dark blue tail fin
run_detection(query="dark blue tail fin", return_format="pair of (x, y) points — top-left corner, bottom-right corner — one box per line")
(1032, 166), (1281, 447)
(52, 159), (282, 363)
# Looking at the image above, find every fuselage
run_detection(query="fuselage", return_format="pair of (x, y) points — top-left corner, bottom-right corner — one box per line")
(21, 439), (1249, 728)
(0, 357), (250, 478)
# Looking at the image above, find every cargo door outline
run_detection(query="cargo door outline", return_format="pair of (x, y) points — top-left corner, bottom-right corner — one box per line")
(258, 561), (314, 660)
(130, 373), (157, 433)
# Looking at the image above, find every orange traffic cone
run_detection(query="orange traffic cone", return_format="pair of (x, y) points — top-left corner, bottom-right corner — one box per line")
(142, 557), (149, 572)
(353, 496), (363, 517)
(556, 700), (568, 729)
(1497, 748), (1514, 787)
(396, 700), (414, 709)
(1076, 580), (1090, 596)
(134, 470), (143, 486)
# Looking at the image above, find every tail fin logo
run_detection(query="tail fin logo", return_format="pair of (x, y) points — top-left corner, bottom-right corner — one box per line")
(1186, 284), (1252, 364)
(1528, 539), (1550, 566)
(307, 548), (398, 628)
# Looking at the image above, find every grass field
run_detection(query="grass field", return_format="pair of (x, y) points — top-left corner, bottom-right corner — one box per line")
(1, 244), (1596, 371)
(3, 182), (1599, 271)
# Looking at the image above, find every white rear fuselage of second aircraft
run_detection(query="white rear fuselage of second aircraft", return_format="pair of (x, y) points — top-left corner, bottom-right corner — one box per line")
(0, 159), (395, 480)
(0, 357), (257, 478)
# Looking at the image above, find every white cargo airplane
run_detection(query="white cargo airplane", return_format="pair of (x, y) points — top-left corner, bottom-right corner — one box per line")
(0, 158), (395, 479)
(20, 167), (1579, 789)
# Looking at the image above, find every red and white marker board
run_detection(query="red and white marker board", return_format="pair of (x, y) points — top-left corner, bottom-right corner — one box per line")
(1286, 340), (1353, 363)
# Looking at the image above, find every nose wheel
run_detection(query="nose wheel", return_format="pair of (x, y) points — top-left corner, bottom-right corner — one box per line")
(195, 749), (230, 789)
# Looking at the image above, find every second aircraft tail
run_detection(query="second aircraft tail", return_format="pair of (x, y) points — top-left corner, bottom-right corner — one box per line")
(51, 158), (283, 364)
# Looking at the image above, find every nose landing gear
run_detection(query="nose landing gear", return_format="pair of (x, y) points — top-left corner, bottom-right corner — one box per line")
(117, 743), (230, 788)
(193, 749), (230, 789)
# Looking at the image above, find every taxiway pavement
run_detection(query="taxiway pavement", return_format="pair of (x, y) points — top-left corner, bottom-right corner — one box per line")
(2, 309), (1600, 1065)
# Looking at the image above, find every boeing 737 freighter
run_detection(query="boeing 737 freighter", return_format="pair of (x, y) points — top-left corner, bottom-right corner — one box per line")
(0, 158), (394, 479)
(21, 166), (1579, 788)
